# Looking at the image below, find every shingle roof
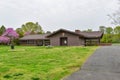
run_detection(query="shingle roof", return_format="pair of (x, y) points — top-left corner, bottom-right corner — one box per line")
(47, 29), (103, 38)
(20, 29), (103, 40)
(47, 29), (84, 37)
(20, 34), (49, 40)
(79, 31), (103, 38)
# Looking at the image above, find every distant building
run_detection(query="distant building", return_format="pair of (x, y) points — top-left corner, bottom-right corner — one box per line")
(20, 29), (103, 46)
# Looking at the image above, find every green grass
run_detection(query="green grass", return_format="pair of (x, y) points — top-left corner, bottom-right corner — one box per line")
(112, 43), (120, 46)
(0, 46), (98, 80)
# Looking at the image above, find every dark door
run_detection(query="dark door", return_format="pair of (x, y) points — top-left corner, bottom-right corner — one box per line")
(60, 37), (68, 46)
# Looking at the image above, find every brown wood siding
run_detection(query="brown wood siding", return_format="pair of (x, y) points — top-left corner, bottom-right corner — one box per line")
(49, 31), (84, 46)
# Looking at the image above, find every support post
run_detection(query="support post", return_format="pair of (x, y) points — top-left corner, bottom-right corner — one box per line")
(84, 39), (86, 46)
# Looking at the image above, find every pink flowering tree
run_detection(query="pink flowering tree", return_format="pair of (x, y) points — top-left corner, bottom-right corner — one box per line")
(0, 36), (10, 44)
(2, 28), (19, 49)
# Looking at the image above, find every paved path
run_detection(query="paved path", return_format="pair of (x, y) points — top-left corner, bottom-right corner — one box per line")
(64, 46), (120, 80)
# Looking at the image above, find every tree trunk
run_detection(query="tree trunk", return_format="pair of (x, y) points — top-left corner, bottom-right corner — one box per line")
(10, 37), (14, 49)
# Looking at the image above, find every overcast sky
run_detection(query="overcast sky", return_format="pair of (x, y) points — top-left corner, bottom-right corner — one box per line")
(0, 0), (119, 31)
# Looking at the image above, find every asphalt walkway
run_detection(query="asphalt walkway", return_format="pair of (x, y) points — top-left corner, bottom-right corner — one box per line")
(64, 46), (120, 80)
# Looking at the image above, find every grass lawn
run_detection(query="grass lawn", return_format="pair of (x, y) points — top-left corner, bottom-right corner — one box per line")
(112, 43), (120, 46)
(0, 46), (98, 80)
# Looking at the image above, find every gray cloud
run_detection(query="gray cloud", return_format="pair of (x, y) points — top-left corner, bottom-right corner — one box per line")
(0, 0), (118, 31)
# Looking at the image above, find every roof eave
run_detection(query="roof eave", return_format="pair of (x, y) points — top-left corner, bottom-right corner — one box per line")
(47, 29), (84, 37)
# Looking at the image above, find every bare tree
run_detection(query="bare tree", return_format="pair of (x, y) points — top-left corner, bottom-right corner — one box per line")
(108, 0), (120, 25)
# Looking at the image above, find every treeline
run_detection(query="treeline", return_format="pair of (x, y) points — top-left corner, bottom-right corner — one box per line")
(99, 26), (120, 43)
(0, 22), (44, 37)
